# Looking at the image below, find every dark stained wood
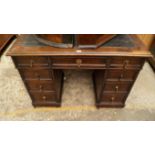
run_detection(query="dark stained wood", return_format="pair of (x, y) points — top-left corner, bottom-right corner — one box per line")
(93, 57), (145, 107)
(15, 64), (64, 107)
(100, 92), (127, 107)
(106, 69), (140, 81)
(7, 34), (151, 107)
(51, 56), (107, 69)
(18, 69), (53, 80)
(102, 81), (132, 92)
(109, 57), (144, 69)
(13, 56), (50, 68)
(25, 80), (55, 92)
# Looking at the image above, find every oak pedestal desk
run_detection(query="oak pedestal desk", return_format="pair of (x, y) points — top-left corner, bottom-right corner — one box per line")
(7, 35), (152, 108)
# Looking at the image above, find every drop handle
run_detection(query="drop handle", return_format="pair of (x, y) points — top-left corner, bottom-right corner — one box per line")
(42, 96), (46, 101)
(115, 85), (119, 92)
(111, 96), (115, 102)
(76, 59), (82, 67)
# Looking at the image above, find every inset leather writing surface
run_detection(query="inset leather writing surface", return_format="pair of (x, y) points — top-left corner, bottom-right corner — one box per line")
(34, 34), (73, 48)
(102, 34), (136, 48)
(37, 34), (63, 43)
(34, 34), (117, 49)
(75, 34), (116, 48)
(19, 34), (138, 49)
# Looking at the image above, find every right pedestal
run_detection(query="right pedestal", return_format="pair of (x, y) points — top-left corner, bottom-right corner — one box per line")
(93, 57), (145, 108)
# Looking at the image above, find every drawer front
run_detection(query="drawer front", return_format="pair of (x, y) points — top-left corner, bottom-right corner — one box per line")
(30, 92), (57, 103)
(51, 57), (107, 68)
(109, 57), (144, 69)
(25, 80), (55, 91)
(19, 69), (53, 80)
(106, 69), (139, 81)
(14, 56), (50, 68)
(100, 92), (127, 106)
(103, 81), (132, 92)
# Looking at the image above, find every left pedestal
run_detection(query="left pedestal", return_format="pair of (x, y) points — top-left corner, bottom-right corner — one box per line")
(13, 56), (64, 107)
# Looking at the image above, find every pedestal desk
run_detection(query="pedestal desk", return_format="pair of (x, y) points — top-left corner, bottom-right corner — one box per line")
(7, 34), (152, 108)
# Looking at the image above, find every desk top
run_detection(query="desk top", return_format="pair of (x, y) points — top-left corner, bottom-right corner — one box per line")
(7, 34), (152, 57)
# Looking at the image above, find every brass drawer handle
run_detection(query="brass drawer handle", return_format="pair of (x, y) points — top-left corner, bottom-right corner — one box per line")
(76, 59), (82, 67)
(115, 85), (119, 92)
(42, 96), (46, 101)
(111, 96), (115, 102)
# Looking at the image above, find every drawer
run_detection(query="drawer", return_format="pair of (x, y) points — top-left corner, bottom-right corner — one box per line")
(25, 80), (55, 91)
(99, 92), (127, 107)
(30, 92), (57, 105)
(14, 56), (50, 68)
(51, 57), (107, 68)
(106, 69), (139, 81)
(103, 81), (132, 92)
(19, 69), (53, 80)
(109, 57), (144, 69)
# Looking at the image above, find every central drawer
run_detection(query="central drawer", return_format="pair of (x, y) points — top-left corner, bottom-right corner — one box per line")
(51, 57), (107, 69)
